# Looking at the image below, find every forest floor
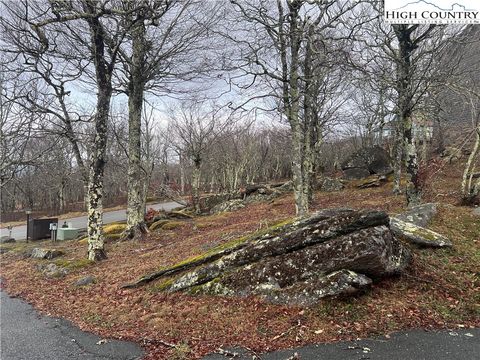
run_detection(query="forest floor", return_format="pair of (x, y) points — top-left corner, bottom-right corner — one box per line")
(1, 162), (479, 359)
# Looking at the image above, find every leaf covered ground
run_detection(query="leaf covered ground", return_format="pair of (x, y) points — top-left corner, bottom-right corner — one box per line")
(1, 166), (479, 359)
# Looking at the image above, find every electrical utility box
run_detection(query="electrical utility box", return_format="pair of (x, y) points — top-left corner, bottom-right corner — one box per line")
(28, 218), (58, 240)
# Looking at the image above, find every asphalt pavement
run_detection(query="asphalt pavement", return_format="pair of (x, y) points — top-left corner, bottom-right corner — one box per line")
(204, 328), (480, 360)
(1, 201), (181, 241)
(0, 289), (143, 360)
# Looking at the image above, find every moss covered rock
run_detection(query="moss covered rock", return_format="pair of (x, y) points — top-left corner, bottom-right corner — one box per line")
(103, 223), (127, 235)
(149, 219), (171, 231)
(390, 218), (452, 248)
(126, 209), (412, 305)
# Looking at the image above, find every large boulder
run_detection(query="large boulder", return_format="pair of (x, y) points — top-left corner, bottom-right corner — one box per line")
(125, 209), (411, 305)
(342, 146), (392, 180)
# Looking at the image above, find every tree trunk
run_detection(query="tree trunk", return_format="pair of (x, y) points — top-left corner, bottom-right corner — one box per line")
(87, 86), (109, 261)
(192, 158), (201, 214)
(124, 18), (148, 240)
(393, 117), (403, 195)
(179, 153), (186, 195)
(394, 26), (422, 206)
(285, 2), (308, 216)
(403, 113), (421, 206)
(461, 125), (480, 203)
(85, 10), (112, 261)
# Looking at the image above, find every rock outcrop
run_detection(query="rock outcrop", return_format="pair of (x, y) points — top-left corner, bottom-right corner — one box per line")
(208, 182), (293, 214)
(125, 209), (412, 305)
(394, 203), (437, 227)
(342, 146), (392, 180)
(390, 203), (452, 248)
(390, 218), (452, 248)
(318, 177), (345, 192)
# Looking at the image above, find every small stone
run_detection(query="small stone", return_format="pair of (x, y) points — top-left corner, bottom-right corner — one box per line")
(74, 275), (96, 287)
(0, 236), (15, 244)
(39, 263), (69, 278)
(31, 248), (64, 259)
(210, 199), (245, 214)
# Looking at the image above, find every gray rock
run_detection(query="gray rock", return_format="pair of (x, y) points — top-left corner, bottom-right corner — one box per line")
(37, 263), (69, 278)
(0, 236), (15, 244)
(342, 146), (392, 179)
(473, 207), (480, 216)
(30, 248), (64, 260)
(343, 167), (371, 180)
(144, 209), (411, 305)
(356, 175), (388, 189)
(74, 275), (96, 287)
(210, 199), (246, 214)
(395, 203), (437, 227)
(390, 218), (452, 248)
(318, 177), (345, 192)
(263, 270), (372, 306)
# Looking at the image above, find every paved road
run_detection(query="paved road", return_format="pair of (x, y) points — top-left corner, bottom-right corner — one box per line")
(204, 328), (480, 360)
(0, 289), (143, 360)
(1, 286), (478, 360)
(1, 201), (182, 241)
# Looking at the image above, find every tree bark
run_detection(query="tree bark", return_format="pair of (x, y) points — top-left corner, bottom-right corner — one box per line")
(125, 17), (148, 240)
(192, 157), (201, 214)
(394, 25), (422, 206)
(393, 116), (403, 194)
(85, 7), (112, 261)
(461, 125), (480, 203)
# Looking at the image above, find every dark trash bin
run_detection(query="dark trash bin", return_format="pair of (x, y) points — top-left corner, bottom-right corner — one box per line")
(28, 218), (58, 240)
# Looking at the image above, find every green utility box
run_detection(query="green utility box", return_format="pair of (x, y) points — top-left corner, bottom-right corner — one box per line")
(57, 228), (79, 241)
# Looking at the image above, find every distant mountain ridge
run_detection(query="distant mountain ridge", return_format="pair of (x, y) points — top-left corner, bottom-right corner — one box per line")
(392, 1), (475, 12)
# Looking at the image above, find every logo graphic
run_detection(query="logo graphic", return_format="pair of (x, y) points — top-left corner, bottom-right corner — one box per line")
(384, 0), (480, 24)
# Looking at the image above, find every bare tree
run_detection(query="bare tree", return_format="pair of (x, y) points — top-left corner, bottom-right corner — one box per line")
(225, 0), (364, 215)
(169, 100), (231, 214)
(25, 0), (129, 260)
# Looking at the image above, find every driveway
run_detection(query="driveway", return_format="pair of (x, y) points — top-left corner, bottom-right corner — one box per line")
(0, 289), (143, 360)
(1, 201), (182, 241)
(204, 328), (480, 359)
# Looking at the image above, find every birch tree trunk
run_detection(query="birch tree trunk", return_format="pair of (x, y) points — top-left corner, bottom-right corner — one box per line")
(87, 85), (110, 261)
(461, 125), (480, 203)
(179, 153), (186, 195)
(284, 1), (308, 216)
(125, 18), (148, 240)
(394, 25), (424, 207)
(85, 9), (113, 261)
(392, 118), (403, 195)
(192, 157), (201, 214)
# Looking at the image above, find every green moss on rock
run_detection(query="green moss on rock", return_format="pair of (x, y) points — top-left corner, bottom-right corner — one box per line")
(54, 258), (94, 270)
